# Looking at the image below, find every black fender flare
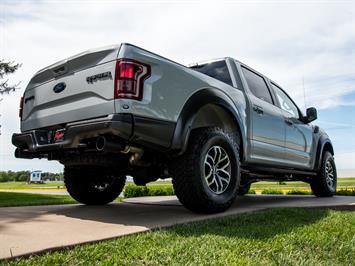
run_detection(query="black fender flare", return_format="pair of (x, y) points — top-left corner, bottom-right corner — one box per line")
(170, 88), (246, 157)
(314, 135), (334, 171)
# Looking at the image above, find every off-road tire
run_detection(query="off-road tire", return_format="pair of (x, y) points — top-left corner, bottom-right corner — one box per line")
(237, 182), (251, 196)
(170, 127), (240, 214)
(64, 165), (126, 205)
(310, 151), (337, 197)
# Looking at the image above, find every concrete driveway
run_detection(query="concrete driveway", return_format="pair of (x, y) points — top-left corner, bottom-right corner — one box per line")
(0, 195), (354, 260)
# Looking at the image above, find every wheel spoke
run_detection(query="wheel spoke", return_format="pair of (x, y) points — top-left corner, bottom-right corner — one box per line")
(208, 176), (216, 186)
(325, 160), (336, 190)
(216, 173), (229, 184)
(217, 169), (231, 179)
(214, 174), (222, 193)
(217, 154), (230, 169)
(206, 154), (214, 164)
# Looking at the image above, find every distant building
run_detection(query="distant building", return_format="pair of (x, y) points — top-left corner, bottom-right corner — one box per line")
(30, 170), (43, 183)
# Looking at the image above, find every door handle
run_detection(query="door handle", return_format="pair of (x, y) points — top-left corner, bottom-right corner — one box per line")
(285, 118), (293, 125)
(253, 105), (264, 115)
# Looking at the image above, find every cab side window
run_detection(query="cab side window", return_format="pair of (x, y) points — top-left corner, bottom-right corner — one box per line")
(241, 66), (273, 104)
(271, 83), (299, 118)
(190, 61), (233, 86)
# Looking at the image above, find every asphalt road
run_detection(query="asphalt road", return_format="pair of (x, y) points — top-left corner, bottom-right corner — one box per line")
(0, 195), (354, 260)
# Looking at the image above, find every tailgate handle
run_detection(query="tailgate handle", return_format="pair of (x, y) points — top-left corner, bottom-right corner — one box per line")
(52, 64), (68, 77)
(24, 95), (35, 103)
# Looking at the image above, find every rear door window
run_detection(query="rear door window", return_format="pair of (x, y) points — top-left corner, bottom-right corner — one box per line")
(190, 61), (233, 86)
(241, 66), (273, 104)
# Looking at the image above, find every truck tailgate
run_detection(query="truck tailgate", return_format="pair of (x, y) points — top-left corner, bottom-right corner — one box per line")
(21, 45), (120, 132)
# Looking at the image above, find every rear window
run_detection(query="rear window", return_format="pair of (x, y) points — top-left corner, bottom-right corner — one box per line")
(241, 66), (273, 104)
(190, 61), (233, 86)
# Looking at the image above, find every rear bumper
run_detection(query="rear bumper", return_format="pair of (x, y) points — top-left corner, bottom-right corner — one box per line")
(12, 114), (176, 158)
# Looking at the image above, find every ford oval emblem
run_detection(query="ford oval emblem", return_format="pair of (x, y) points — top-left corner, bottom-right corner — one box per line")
(53, 82), (66, 93)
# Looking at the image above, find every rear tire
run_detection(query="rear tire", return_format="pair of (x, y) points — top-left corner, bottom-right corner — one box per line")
(310, 151), (337, 197)
(170, 127), (240, 214)
(64, 165), (126, 205)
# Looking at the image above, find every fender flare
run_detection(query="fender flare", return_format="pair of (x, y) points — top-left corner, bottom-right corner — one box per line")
(314, 135), (334, 171)
(170, 88), (246, 157)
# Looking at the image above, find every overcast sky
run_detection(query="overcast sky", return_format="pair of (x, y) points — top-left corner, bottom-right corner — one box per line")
(0, 0), (354, 173)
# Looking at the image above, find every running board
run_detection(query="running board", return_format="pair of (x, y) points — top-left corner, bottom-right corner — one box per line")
(241, 165), (317, 176)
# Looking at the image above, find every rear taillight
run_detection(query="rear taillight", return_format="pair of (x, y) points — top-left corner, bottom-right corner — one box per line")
(19, 96), (24, 120)
(114, 59), (151, 100)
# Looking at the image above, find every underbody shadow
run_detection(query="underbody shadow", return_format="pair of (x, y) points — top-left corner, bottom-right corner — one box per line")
(1, 195), (350, 238)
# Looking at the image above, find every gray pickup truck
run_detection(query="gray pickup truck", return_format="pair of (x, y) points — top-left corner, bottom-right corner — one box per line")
(12, 43), (337, 213)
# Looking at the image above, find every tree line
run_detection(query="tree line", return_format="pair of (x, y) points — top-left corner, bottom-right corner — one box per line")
(0, 171), (63, 182)
(0, 59), (21, 135)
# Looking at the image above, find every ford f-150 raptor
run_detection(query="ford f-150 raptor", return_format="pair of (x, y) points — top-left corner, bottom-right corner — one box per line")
(12, 43), (337, 213)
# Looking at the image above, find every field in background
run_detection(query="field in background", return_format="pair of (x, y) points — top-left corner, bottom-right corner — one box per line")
(250, 178), (355, 193)
(0, 178), (354, 207)
(0, 178), (354, 191)
(0, 181), (64, 190)
(0, 192), (125, 207)
(0, 192), (76, 207)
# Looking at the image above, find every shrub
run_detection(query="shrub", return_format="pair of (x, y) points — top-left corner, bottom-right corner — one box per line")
(286, 190), (312, 195)
(261, 189), (284, 195)
(124, 185), (149, 198)
(247, 189), (256, 194)
(149, 186), (175, 196)
(124, 184), (174, 198)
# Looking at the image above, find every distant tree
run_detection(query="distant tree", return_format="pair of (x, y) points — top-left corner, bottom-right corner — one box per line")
(15, 171), (30, 182)
(0, 170), (55, 182)
(0, 60), (21, 94)
(42, 172), (64, 181)
(0, 59), (21, 135)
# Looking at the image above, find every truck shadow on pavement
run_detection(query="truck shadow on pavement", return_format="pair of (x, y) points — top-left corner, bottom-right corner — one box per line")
(1, 195), (353, 235)
(41, 195), (348, 235)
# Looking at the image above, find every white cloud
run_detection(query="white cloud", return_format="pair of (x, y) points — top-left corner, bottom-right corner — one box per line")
(0, 0), (354, 171)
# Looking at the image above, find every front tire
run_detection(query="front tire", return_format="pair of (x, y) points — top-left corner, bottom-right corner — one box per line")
(170, 127), (240, 213)
(64, 165), (126, 205)
(310, 151), (337, 197)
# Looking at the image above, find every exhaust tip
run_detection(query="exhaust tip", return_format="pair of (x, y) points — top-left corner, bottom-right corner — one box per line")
(96, 136), (106, 151)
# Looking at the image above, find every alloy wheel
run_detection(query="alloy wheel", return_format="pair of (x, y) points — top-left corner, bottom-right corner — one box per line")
(203, 145), (232, 194)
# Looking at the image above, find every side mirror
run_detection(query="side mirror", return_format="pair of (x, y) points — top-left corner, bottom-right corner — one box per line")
(305, 107), (317, 123)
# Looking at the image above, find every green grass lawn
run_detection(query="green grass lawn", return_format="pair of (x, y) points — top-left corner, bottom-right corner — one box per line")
(0, 192), (125, 207)
(4, 208), (354, 265)
(0, 192), (76, 207)
(0, 181), (64, 190)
